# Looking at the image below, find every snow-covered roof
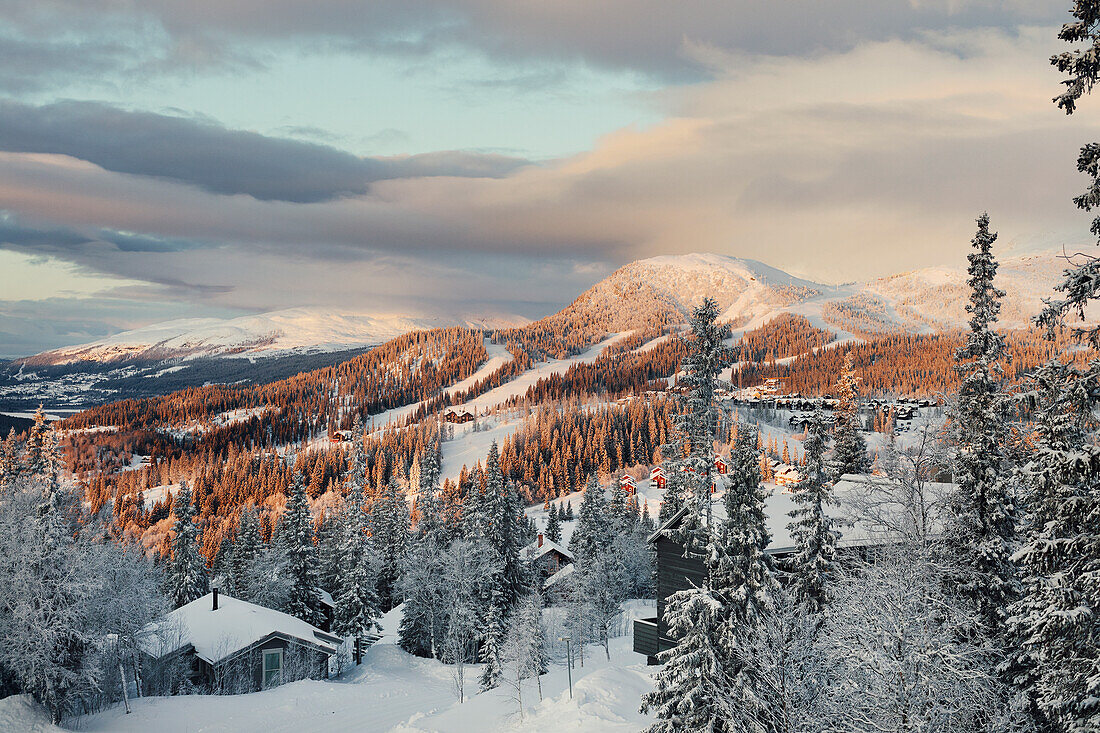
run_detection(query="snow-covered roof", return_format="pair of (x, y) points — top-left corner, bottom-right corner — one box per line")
(542, 562), (576, 589)
(141, 592), (341, 665)
(522, 538), (574, 562)
(649, 472), (957, 555)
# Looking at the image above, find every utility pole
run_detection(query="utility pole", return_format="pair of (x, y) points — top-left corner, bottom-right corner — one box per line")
(559, 636), (573, 699)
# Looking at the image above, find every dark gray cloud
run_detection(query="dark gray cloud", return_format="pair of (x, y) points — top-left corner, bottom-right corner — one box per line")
(0, 1), (1071, 85)
(0, 100), (530, 202)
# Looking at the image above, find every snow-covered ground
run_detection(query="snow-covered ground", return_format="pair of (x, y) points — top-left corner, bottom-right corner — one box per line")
(51, 600), (657, 733)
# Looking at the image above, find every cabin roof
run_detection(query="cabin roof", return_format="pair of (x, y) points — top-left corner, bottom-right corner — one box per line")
(648, 473), (957, 555)
(522, 538), (574, 562)
(140, 592), (341, 665)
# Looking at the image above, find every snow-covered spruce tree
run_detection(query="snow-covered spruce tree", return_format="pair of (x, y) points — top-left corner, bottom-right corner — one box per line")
(669, 297), (731, 552)
(21, 406), (63, 487)
(1006, 360), (1100, 732)
(281, 472), (324, 626)
(0, 428), (20, 492)
(227, 506), (262, 598)
(399, 443), (448, 658)
(786, 407), (841, 615)
(315, 509), (343, 594)
(501, 592), (547, 717)
(640, 588), (731, 733)
(709, 421), (780, 731)
(1039, 1), (1100, 346)
(373, 475), (410, 611)
(830, 354), (870, 477)
(478, 600), (505, 691)
(484, 442), (527, 612)
(946, 212), (1017, 637)
(167, 481), (208, 608)
(569, 473), (609, 563)
(545, 503), (563, 544)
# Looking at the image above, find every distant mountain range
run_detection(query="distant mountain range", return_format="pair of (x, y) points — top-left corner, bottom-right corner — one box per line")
(1, 251), (1067, 413)
(15, 308), (529, 367)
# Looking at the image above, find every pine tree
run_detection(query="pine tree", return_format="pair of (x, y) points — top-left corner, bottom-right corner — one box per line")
(545, 503), (563, 544)
(21, 407), (62, 488)
(483, 442), (527, 612)
(564, 501), (574, 521)
(1006, 360), (1100, 732)
(831, 354), (869, 477)
(947, 212), (1017, 636)
(167, 481), (208, 608)
(282, 472), (324, 626)
(399, 441), (447, 658)
(0, 428), (19, 491)
(786, 407), (840, 614)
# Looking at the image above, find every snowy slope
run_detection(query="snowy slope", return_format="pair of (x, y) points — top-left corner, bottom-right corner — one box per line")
(18, 308), (528, 366)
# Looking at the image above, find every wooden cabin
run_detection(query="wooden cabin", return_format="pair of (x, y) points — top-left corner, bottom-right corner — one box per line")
(140, 590), (342, 693)
(633, 474), (957, 664)
(714, 457), (728, 475)
(649, 466), (666, 490)
(620, 474), (637, 495)
(522, 533), (575, 585)
(444, 408), (475, 424)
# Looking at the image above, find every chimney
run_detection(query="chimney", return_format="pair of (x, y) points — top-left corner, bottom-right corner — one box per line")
(537, 533), (544, 548)
(212, 587), (219, 611)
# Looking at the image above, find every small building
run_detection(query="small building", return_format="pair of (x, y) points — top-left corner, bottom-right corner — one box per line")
(633, 473), (957, 664)
(523, 533), (575, 585)
(714, 457), (728, 475)
(650, 466), (666, 490)
(620, 474), (637, 495)
(444, 407), (475, 424)
(774, 463), (803, 488)
(141, 590), (342, 694)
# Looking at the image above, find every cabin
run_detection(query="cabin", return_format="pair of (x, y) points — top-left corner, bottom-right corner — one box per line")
(620, 474), (637, 495)
(633, 473), (957, 664)
(522, 533), (575, 586)
(650, 466), (666, 490)
(774, 463), (803, 488)
(140, 590), (342, 693)
(444, 408), (475, 424)
(714, 457), (728, 475)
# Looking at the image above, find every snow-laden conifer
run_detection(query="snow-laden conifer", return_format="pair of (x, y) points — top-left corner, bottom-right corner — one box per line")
(786, 407), (841, 615)
(167, 480), (208, 609)
(373, 475), (410, 611)
(1006, 360), (1100, 732)
(281, 471), (324, 626)
(830, 354), (869, 477)
(946, 212), (1017, 635)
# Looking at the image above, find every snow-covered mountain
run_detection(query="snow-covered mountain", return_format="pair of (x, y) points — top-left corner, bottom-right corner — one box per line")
(549, 253), (826, 332)
(555, 251), (1065, 336)
(17, 307), (528, 366)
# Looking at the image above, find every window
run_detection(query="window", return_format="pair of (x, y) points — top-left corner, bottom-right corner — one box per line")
(262, 650), (282, 687)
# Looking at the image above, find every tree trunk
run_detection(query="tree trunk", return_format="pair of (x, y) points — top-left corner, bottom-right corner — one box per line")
(119, 660), (132, 714)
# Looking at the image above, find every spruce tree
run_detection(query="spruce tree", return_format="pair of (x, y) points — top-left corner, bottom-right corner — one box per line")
(569, 473), (609, 564)
(167, 481), (208, 608)
(831, 354), (870, 477)
(478, 601), (505, 691)
(21, 407), (62, 489)
(640, 588), (730, 733)
(282, 472), (324, 626)
(0, 428), (20, 492)
(786, 407), (840, 614)
(484, 442), (527, 612)
(947, 212), (1017, 635)
(545, 504), (563, 544)
(1006, 360), (1100, 732)
(227, 506), (261, 598)
(399, 442), (447, 658)
(334, 480), (380, 662)
(373, 475), (410, 611)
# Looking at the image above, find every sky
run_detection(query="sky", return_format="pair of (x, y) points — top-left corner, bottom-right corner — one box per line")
(0, 1), (1098, 357)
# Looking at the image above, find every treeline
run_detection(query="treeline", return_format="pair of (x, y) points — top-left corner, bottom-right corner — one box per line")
(66, 327), (490, 443)
(736, 328), (1089, 397)
(496, 400), (673, 503)
(731, 313), (833, 363)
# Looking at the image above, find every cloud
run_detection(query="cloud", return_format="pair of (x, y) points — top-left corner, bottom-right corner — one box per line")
(0, 1), (1071, 87)
(0, 27), (1095, 351)
(0, 100), (531, 202)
